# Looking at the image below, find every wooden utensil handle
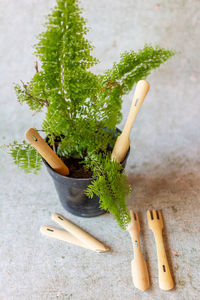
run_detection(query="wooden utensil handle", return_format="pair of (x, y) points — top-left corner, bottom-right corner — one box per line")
(130, 231), (149, 291)
(40, 225), (91, 250)
(154, 230), (174, 290)
(52, 213), (110, 253)
(25, 128), (69, 176)
(131, 254), (149, 291)
(122, 80), (150, 138)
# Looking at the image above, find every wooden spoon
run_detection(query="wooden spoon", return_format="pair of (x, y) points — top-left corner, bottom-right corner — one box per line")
(111, 80), (150, 162)
(25, 128), (69, 176)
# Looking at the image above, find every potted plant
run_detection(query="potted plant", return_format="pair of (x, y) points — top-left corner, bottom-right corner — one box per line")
(4, 0), (175, 229)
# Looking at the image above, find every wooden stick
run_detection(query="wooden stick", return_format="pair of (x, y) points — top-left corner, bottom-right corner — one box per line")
(122, 80), (150, 138)
(111, 80), (150, 162)
(52, 213), (110, 253)
(40, 225), (93, 251)
(25, 128), (69, 176)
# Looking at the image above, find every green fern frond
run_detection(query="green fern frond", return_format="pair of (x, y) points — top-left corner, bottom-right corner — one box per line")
(35, 0), (99, 104)
(85, 153), (131, 229)
(42, 99), (71, 136)
(97, 45), (175, 130)
(7, 141), (43, 174)
(104, 45), (175, 93)
(14, 71), (49, 112)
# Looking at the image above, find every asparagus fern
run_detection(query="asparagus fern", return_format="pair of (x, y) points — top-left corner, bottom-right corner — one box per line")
(2, 141), (43, 174)
(5, 0), (175, 228)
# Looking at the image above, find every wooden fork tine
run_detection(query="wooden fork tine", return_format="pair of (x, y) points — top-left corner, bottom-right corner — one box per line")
(135, 212), (140, 230)
(147, 210), (152, 223)
(130, 209), (138, 221)
(135, 212), (139, 221)
(152, 209), (157, 220)
(158, 210), (162, 219)
(158, 210), (163, 226)
(130, 209), (134, 221)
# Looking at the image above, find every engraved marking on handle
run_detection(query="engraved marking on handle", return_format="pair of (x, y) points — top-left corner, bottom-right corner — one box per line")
(134, 98), (139, 106)
(32, 135), (37, 141)
(163, 265), (166, 272)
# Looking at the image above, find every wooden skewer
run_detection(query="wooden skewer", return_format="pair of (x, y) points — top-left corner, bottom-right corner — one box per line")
(111, 80), (150, 162)
(25, 128), (69, 176)
(52, 213), (110, 253)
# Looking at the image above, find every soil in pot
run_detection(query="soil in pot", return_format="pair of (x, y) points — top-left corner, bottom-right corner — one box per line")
(61, 157), (93, 179)
(46, 135), (93, 179)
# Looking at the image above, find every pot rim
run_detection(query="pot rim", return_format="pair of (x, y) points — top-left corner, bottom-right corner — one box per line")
(43, 127), (130, 181)
(42, 146), (130, 181)
(42, 147), (130, 181)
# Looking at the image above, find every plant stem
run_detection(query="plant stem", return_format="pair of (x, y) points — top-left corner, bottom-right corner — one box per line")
(20, 80), (49, 108)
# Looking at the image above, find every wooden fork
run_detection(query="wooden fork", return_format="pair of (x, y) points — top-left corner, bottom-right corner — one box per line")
(127, 209), (149, 291)
(147, 210), (174, 290)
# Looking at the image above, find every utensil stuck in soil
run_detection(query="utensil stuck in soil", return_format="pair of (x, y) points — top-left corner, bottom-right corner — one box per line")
(25, 128), (69, 176)
(111, 80), (150, 162)
(127, 209), (150, 291)
(40, 213), (110, 253)
(147, 210), (174, 290)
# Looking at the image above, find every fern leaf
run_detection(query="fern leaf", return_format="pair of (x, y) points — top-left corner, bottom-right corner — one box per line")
(97, 45), (175, 129)
(85, 153), (131, 229)
(104, 44), (175, 94)
(7, 141), (43, 174)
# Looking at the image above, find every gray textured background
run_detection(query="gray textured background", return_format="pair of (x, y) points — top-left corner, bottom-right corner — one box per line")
(0, 0), (200, 299)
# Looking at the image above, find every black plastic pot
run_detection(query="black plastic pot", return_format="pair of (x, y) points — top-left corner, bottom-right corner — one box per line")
(43, 129), (130, 217)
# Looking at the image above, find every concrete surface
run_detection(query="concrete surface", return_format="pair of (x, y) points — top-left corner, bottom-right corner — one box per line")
(0, 0), (200, 299)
